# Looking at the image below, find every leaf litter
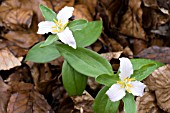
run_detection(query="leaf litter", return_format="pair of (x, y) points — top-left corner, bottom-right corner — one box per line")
(0, 0), (170, 112)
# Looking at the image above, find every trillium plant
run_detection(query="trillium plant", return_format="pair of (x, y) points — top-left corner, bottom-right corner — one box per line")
(106, 58), (146, 102)
(37, 6), (76, 49)
(25, 4), (164, 113)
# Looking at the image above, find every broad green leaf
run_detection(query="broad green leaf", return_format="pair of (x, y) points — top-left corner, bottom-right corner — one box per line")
(93, 86), (120, 113)
(25, 42), (61, 63)
(68, 19), (88, 31)
(40, 4), (57, 21)
(40, 35), (59, 47)
(131, 59), (163, 71)
(131, 59), (164, 81)
(62, 61), (87, 96)
(73, 21), (102, 47)
(122, 93), (136, 113)
(56, 44), (113, 77)
(96, 74), (119, 87)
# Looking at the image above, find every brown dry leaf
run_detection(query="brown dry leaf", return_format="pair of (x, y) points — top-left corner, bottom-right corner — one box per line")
(0, 48), (21, 70)
(29, 63), (56, 95)
(71, 91), (94, 113)
(8, 45), (28, 57)
(0, 77), (11, 113)
(3, 31), (39, 49)
(143, 0), (158, 8)
(123, 46), (133, 58)
(133, 39), (147, 55)
(91, 40), (103, 52)
(119, 0), (146, 40)
(102, 33), (123, 52)
(7, 82), (54, 113)
(5, 65), (32, 84)
(52, 0), (75, 13)
(101, 51), (123, 61)
(144, 64), (170, 112)
(137, 46), (170, 64)
(73, 4), (93, 21)
(78, 0), (97, 16)
(0, 39), (28, 57)
(136, 92), (164, 113)
(3, 8), (33, 30)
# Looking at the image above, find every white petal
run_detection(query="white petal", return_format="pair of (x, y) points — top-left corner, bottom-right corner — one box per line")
(130, 81), (146, 96)
(37, 21), (56, 34)
(119, 57), (133, 80)
(57, 6), (74, 24)
(106, 84), (126, 102)
(57, 27), (76, 49)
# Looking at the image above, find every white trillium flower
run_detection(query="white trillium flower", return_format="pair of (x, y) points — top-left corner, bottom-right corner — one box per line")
(37, 6), (76, 49)
(106, 57), (146, 102)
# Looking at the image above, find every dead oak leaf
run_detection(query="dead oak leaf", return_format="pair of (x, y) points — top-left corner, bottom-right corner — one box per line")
(73, 4), (93, 21)
(0, 48), (21, 70)
(119, 0), (146, 40)
(137, 46), (170, 64)
(144, 64), (170, 112)
(3, 31), (39, 49)
(52, 0), (74, 13)
(71, 91), (94, 113)
(3, 8), (33, 30)
(101, 51), (123, 61)
(0, 78), (11, 113)
(136, 92), (165, 113)
(7, 82), (54, 113)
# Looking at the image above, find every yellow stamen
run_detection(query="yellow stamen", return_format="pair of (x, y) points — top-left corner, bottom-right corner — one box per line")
(52, 26), (57, 28)
(126, 84), (133, 88)
(117, 77), (135, 93)
(52, 30), (59, 33)
(51, 19), (68, 33)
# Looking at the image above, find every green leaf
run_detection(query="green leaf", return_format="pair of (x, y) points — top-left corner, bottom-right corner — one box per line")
(25, 42), (61, 63)
(68, 19), (88, 32)
(56, 44), (113, 78)
(73, 21), (102, 47)
(122, 93), (136, 113)
(96, 74), (119, 87)
(131, 59), (164, 81)
(40, 35), (59, 47)
(93, 86), (120, 113)
(62, 61), (87, 96)
(40, 4), (57, 21)
(131, 58), (163, 71)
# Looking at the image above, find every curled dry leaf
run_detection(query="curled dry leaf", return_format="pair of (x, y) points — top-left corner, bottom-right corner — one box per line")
(102, 33), (123, 52)
(119, 0), (146, 40)
(52, 0), (74, 13)
(144, 64), (170, 112)
(71, 91), (94, 113)
(7, 82), (54, 113)
(137, 46), (170, 64)
(143, 0), (158, 8)
(101, 51), (123, 61)
(73, 4), (93, 21)
(133, 39), (147, 55)
(123, 46), (133, 58)
(29, 63), (56, 95)
(0, 48), (21, 70)
(78, 0), (97, 16)
(136, 92), (164, 113)
(3, 8), (33, 30)
(3, 31), (39, 49)
(0, 78), (11, 113)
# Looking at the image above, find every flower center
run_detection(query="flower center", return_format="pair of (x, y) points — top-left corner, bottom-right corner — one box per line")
(117, 78), (135, 93)
(52, 19), (68, 33)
